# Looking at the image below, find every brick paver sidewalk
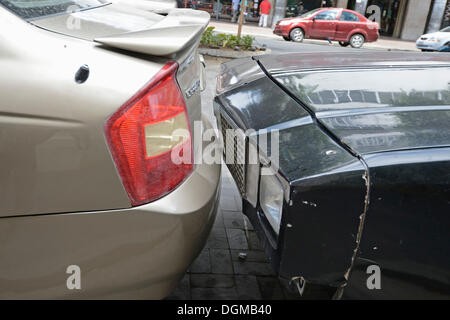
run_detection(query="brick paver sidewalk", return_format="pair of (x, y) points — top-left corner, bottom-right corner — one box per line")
(168, 165), (298, 299)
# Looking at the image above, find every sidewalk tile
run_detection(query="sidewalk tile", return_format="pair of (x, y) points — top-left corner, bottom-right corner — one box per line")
(220, 195), (240, 211)
(226, 228), (249, 250)
(191, 274), (235, 288)
(205, 228), (229, 249)
(191, 288), (239, 300)
(243, 216), (254, 231)
(190, 249), (211, 274)
(230, 250), (268, 263)
(166, 274), (190, 300)
(222, 210), (245, 220)
(213, 215), (225, 228)
(210, 249), (234, 274)
(257, 277), (286, 300)
(235, 275), (262, 300)
(246, 230), (263, 251)
(224, 216), (245, 229)
(233, 261), (276, 276)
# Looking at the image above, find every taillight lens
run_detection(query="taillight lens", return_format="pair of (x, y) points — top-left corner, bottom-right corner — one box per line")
(105, 61), (193, 206)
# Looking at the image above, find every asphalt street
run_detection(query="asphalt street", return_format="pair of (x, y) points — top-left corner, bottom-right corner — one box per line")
(253, 35), (371, 54)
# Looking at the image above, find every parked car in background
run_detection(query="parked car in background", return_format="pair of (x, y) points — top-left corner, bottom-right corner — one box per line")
(214, 52), (450, 299)
(416, 26), (450, 52)
(0, 0), (220, 299)
(274, 8), (379, 48)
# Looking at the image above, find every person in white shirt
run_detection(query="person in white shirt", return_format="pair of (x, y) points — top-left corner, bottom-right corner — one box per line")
(231, 0), (240, 22)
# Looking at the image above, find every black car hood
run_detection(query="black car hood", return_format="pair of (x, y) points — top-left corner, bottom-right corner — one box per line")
(216, 59), (360, 183)
(254, 52), (450, 155)
(255, 52), (450, 74)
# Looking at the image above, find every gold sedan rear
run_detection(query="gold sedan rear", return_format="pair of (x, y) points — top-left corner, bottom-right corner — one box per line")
(0, 1), (220, 299)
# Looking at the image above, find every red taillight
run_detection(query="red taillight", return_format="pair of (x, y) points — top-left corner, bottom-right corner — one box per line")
(105, 61), (193, 206)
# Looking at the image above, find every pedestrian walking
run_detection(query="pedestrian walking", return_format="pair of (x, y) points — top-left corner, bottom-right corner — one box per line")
(231, 0), (240, 23)
(258, 0), (271, 28)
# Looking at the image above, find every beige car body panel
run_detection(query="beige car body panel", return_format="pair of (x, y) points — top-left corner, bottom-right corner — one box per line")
(0, 5), (219, 298)
(0, 117), (220, 299)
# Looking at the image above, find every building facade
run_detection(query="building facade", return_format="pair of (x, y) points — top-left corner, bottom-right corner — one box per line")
(340, 0), (450, 40)
(180, 0), (265, 23)
(321, 0), (450, 40)
(184, 0), (450, 40)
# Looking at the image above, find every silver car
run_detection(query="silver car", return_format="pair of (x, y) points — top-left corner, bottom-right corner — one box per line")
(416, 26), (450, 52)
(0, 0), (220, 299)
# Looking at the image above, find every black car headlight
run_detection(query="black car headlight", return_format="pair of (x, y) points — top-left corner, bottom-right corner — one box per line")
(259, 173), (284, 234)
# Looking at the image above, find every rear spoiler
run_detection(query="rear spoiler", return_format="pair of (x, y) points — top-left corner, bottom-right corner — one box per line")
(94, 9), (210, 56)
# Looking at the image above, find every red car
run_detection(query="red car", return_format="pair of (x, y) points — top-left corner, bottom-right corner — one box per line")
(274, 8), (379, 48)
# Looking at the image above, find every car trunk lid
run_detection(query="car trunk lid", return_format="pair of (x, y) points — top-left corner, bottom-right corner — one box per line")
(32, 2), (208, 199)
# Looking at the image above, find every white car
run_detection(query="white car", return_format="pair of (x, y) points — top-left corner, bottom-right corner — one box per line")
(416, 26), (450, 51)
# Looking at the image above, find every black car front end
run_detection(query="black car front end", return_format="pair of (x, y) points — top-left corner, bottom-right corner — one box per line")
(213, 57), (369, 294)
(214, 52), (450, 299)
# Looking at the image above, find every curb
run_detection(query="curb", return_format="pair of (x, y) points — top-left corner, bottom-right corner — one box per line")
(298, 39), (419, 52)
(199, 47), (271, 59)
(362, 46), (419, 52)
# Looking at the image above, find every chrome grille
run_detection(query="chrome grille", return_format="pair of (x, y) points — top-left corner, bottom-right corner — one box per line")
(220, 113), (246, 196)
